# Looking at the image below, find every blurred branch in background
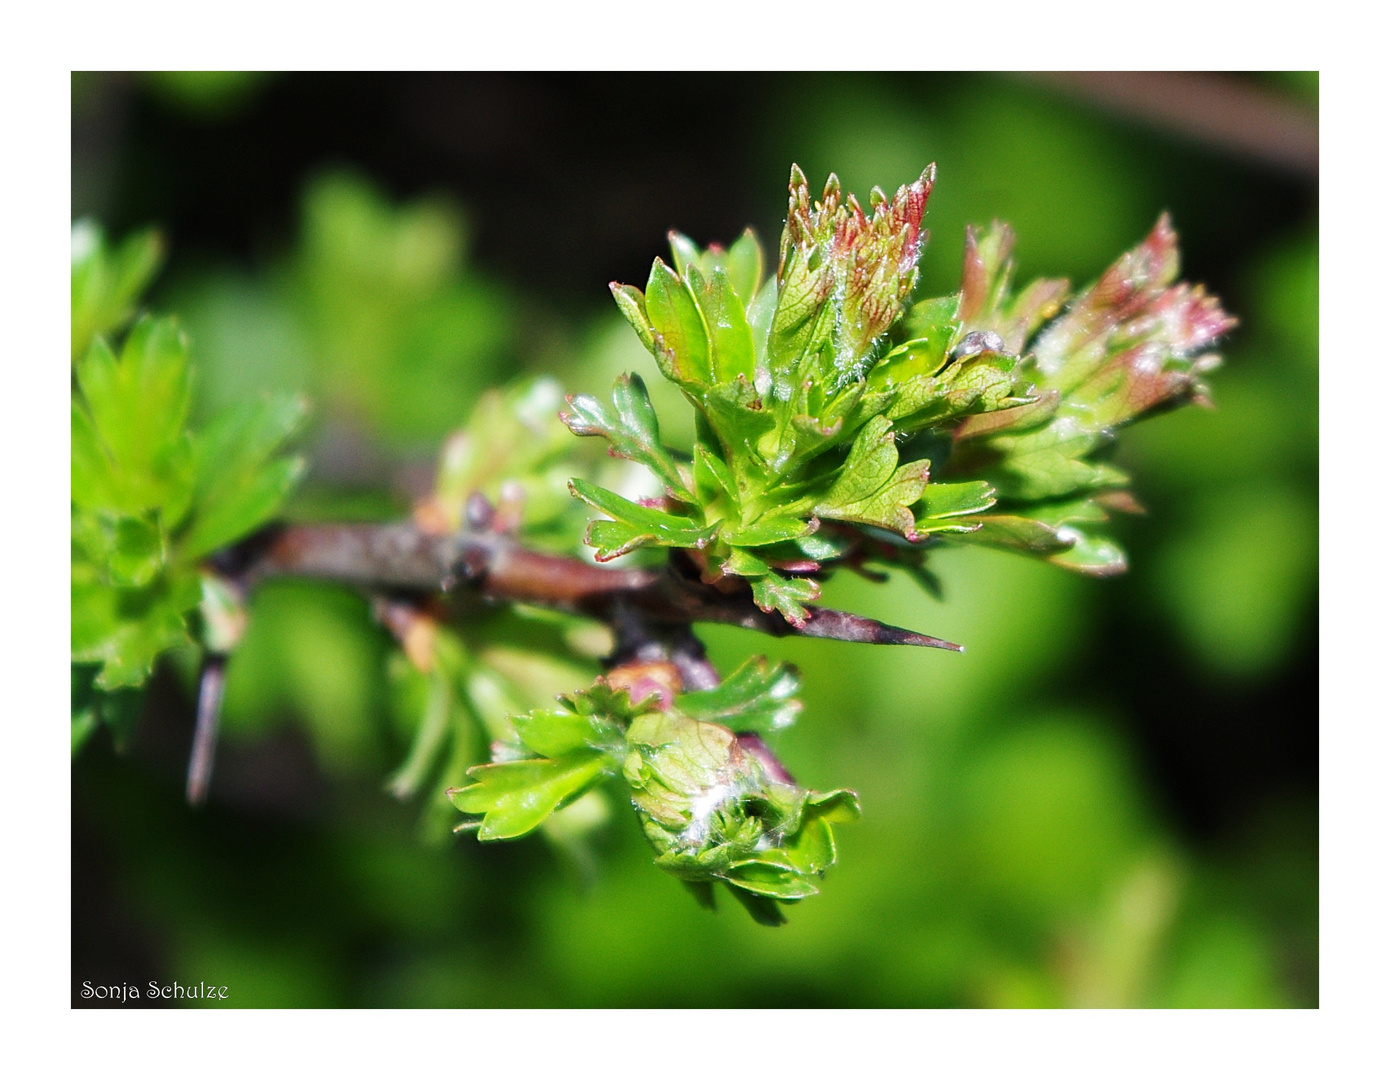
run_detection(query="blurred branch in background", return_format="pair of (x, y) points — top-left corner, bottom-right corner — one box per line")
(1022, 72), (1318, 178)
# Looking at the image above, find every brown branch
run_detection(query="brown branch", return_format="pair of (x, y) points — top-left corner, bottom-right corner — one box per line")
(1020, 72), (1318, 179)
(217, 521), (962, 652)
(193, 520), (959, 805)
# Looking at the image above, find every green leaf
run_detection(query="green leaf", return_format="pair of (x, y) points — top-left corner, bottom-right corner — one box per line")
(644, 258), (711, 384)
(777, 789), (861, 876)
(812, 416), (930, 537)
(693, 267), (756, 383)
(71, 222), (164, 361)
(724, 229), (765, 307)
(609, 283), (655, 352)
(902, 291), (962, 340)
(805, 787), (862, 824)
(1047, 531), (1128, 576)
(667, 231), (702, 278)
(448, 752), (610, 840)
(750, 573), (820, 627)
(871, 335), (951, 390)
(676, 657), (802, 734)
(180, 393), (310, 558)
(953, 389), (1060, 442)
(185, 457), (307, 561)
(385, 667), (453, 800)
(562, 374), (694, 503)
(726, 887), (789, 926)
(724, 858), (820, 900)
(71, 569), (200, 690)
(71, 664), (145, 752)
(513, 706), (623, 759)
(720, 515), (816, 548)
(71, 402), (122, 510)
(950, 496), (1115, 560)
(693, 442), (738, 506)
(72, 709), (99, 756)
(106, 515), (166, 587)
(427, 377), (576, 535)
(74, 318), (196, 519)
(569, 478), (714, 560)
(693, 376), (777, 466)
(915, 481), (996, 533)
(987, 419), (1127, 501)
(889, 351), (1022, 431)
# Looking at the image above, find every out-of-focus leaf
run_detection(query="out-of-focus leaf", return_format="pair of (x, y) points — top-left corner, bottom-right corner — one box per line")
(428, 377), (577, 537)
(71, 221), (164, 361)
(74, 318), (196, 521)
(71, 709), (99, 756)
(181, 394), (310, 558)
(954, 389), (1060, 442)
(958, 221), (1070, 355)
(984, 421), (1126, 502)
(1031, 215), (1234, 402)
(1047, 531), (1127, 576)
(71, 568), (200, 690)
(106, 515), (165, 587)
(71, 663), (145, 752)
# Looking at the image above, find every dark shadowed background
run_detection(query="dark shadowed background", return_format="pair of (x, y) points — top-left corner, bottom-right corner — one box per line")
(72, 71), (1317, 1008)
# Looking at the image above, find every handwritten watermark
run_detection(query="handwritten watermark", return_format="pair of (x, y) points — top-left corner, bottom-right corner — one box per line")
(79, 981), (229, 1003)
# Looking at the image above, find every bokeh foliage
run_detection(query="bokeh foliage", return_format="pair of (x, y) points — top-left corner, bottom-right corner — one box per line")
(72, 72), (1316, 1008)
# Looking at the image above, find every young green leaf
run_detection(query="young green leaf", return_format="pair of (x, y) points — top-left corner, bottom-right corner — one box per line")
(448, 752), (610, 840)
(562, 374), (694, 503)
(180, 394), (310, 559)
(71, 221), (164, 362)
(644, 258), (711, 385)
(812, 416), (931, 537)
(71, 569), (200, 690)
(750, 573), (821, 627)
(74, 318), (195, 521)
(569, 478), (715, 559)
(692, 267), (757, 383)
(512, 705), (624, 759)
(914, 481), (996, 533)
(723, 228), (765, 307)
(675, 656), (801, 734)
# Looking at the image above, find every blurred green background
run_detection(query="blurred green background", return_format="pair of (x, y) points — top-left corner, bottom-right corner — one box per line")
(71, 72), (1317, 1008)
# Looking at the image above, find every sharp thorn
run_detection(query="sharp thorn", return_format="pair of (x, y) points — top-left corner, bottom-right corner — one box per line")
(797, 605), (963, 651)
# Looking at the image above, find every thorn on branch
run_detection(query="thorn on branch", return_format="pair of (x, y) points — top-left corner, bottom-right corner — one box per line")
(186, 653), (227, 807)
(796, 606), (963, 651)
